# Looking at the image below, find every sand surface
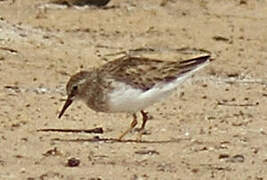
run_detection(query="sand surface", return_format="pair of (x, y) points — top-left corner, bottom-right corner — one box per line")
(0, 0), (267, 179)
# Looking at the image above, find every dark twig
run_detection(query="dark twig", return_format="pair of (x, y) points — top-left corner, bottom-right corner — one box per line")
(217, 102), (259, 107)
(37, 127), (103, 134)
(51, 137), (187, 144)
(0, 47), (18, 53)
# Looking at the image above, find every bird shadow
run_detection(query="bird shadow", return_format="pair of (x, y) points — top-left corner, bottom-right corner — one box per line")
(51, 137), (189, 144)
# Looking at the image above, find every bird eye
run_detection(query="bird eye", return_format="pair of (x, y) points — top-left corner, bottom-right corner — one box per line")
(72, 85), (78, 91)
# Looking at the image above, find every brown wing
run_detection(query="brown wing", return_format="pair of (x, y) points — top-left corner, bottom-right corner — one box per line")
(99, 55), (211, 91)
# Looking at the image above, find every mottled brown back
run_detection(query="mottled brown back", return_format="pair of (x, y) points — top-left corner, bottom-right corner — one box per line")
(99, 55), (210, 91)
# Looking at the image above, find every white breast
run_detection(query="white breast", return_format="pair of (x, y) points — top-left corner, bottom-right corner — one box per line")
(107, 82), (170, 113)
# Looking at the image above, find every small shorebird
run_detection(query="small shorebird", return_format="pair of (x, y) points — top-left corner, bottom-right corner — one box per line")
(58, 55), (213, 141)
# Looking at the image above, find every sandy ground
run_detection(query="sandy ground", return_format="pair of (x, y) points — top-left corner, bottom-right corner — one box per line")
(0, 0), (267, 179)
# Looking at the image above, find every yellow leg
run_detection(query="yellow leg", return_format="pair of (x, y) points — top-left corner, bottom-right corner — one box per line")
(118, 114), (137, 140)
(136, 110), (149, 141)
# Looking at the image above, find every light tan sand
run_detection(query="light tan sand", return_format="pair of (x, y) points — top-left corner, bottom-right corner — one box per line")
(0, 0), (267, 179)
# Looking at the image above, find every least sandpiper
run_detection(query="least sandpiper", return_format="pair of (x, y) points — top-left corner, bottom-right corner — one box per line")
(58, 55), (213, 140)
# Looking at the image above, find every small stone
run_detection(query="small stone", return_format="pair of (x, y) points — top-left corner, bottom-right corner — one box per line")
(227, 154), (245, 163)
(67, 157), (80, 167)
(218, 154), (230, 160)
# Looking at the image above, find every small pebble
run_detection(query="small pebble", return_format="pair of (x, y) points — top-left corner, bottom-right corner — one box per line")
(67, 157), (80, 167)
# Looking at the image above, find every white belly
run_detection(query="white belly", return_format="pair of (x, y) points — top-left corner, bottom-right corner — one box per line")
(107, 82), (173, 113)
